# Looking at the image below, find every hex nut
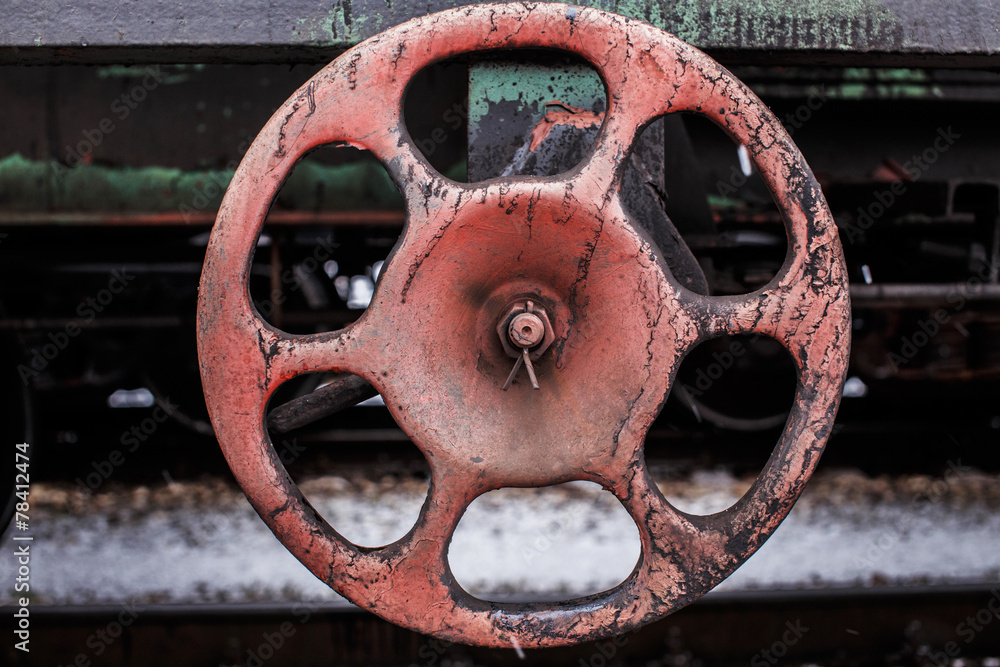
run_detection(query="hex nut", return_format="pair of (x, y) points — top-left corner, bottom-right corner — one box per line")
(496, 300), (555, 360)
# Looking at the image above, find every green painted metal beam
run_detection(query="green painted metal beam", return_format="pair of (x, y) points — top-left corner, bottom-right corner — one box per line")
(0, 154), (402, 215)
(0, 0), (998, 66)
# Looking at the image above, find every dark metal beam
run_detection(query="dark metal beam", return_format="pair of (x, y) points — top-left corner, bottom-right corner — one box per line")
(850, 282), (1000, 306)
(9, 586), (1000, 666)
(1, 0), (998, 66)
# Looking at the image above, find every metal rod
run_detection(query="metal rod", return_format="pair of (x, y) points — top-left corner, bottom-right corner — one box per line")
(267, 373), (379, 433)
(0, 316), (182, 331)
(850, 282), (1000, 305)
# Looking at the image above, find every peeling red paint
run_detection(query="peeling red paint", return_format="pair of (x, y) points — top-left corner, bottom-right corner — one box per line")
(529, 101), (605, 151)
(197, 2), (850, 649)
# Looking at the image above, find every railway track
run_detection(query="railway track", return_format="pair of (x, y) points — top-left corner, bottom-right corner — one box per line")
(6, 585), (1000, 666)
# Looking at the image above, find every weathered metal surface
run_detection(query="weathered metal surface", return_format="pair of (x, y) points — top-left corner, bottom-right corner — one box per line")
(197, 2), (851, 647)
(2, 0), (999, 65)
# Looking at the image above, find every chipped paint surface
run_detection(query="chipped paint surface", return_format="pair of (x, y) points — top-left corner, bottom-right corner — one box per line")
(527, 103), (604, 152)
(197, 2), (850, 648)
(2, 0), (998, 63)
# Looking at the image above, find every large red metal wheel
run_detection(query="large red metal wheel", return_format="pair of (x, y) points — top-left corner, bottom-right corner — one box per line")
(197, 2), (850, 648)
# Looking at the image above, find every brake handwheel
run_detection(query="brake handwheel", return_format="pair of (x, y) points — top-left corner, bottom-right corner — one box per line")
(197, 3), (850, 647)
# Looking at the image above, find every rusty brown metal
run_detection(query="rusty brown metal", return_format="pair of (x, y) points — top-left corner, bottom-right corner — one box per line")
(496, 300), (555, 361)
(508, 312), (545, 348)
(197, 2), (851, 648)
(498, 300), (555, 390)
(266, 373), (379, 434)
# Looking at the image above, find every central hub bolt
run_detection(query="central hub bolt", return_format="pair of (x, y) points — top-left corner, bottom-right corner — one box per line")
(496, 299), (556, 391)
(508, 312), (545, 349)
(496, 299), (555, 360)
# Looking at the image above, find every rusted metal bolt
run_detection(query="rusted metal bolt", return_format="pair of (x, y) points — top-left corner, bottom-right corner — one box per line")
(508, 312), (545, 349)
(496, 299), (555, 361)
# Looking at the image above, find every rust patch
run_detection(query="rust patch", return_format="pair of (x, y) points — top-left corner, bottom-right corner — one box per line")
(529, 101), (605, 151)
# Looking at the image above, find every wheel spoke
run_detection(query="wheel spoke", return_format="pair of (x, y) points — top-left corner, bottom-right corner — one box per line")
(677, 258), (849, 371)
(614, 465), (732, 613)
(347, 470), (482, 630)
(248, 318), (374, 398)
(677, 288), (792, 341)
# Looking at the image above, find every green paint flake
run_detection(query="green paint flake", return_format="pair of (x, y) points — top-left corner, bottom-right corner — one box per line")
(812, 71), (942, 100)
(96, 64), (203, 85)
(665, 0), (900, 50)
(96, 65), (156, 79)
(876, 68), (928, 82)
(319, 0), (387, 44)
(325, 3), (351, 43)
